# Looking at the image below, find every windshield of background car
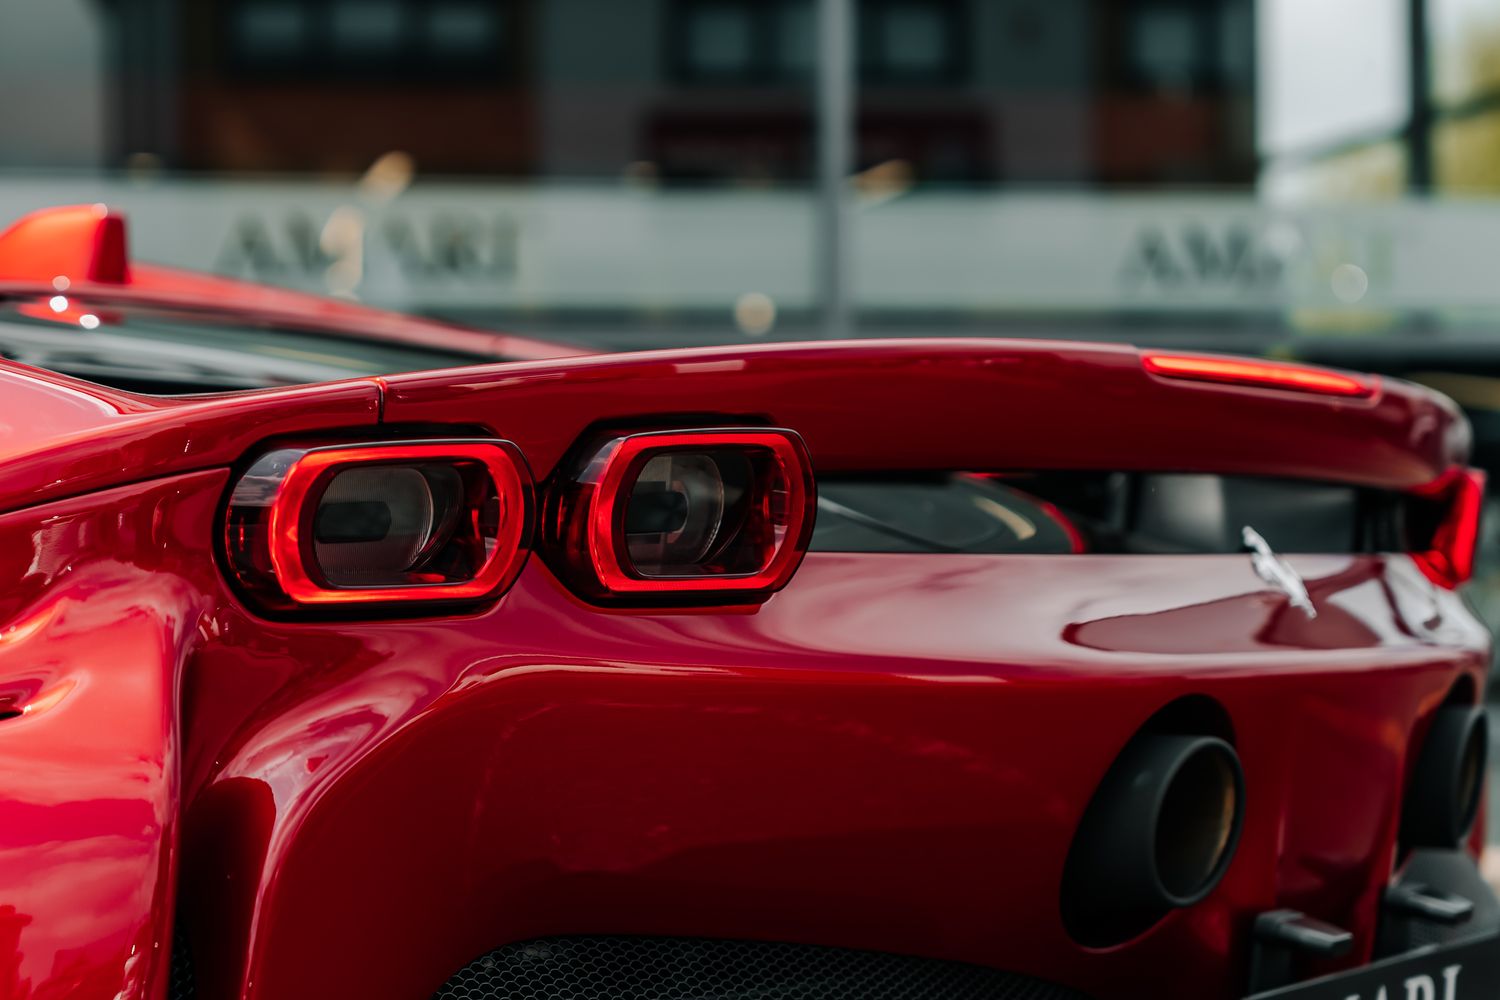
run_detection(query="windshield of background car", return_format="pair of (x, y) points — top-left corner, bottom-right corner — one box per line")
(0, 298), (487, 393)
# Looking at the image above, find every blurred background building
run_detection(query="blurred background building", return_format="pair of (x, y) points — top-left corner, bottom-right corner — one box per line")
(6, 0), (1260, 182)
(0, 1), (1472, 334)
(7, 0), (1500, 623)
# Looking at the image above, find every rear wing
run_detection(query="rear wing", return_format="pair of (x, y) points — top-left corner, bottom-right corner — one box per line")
(380, 339), (1468, 489)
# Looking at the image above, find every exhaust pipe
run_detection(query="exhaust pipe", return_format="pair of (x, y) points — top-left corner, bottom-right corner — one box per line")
(1402, 703), (1488, 849)
(1062, 732), (1245, 945)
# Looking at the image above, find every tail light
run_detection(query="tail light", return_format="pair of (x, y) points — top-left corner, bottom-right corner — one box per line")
(543, 428), (816, 603)
(223, 439), (533, 610)
(1411, 467), (1486, 589)
(1142, 351), (1377, 398)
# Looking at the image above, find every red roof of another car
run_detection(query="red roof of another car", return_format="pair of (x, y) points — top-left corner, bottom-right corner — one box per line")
(0, 204), (587, 363)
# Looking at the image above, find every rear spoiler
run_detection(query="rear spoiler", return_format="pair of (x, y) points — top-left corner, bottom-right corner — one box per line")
(380, 339), (1470, 491)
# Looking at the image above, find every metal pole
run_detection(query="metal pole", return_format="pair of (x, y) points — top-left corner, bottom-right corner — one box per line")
(816, 0), (855, 338)
(112, 0), (180, 168)
(1408, 0), (1433, 191)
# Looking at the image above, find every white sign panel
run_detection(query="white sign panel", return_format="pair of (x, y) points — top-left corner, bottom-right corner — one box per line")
(0, 176), (1495, 315)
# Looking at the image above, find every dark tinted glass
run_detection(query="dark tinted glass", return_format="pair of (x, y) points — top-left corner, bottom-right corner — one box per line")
(812, 472), (1413, 556)
(0, 299), (485, 393)
(813, 476), (1081, 554)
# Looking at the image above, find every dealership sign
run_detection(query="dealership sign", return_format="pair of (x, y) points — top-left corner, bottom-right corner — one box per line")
(0, 175), (1484, 315)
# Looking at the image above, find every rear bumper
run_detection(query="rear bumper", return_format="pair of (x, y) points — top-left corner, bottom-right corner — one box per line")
(428, 936), (1094, 1000)
(414, 853), (1500, 1000)
(176, 553), (1493, 1000)
(1245, 849), (1500, 999)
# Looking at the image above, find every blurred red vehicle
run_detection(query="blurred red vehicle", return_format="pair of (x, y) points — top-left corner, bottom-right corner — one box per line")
(0, 205), (1494, 1000)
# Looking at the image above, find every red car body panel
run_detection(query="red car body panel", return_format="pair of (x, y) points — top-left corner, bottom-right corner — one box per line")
(180, 551), (1486, 1000)
(0, 365), (380, 515)
(0, 206), (1491, 1000)
(377, 340), (1465, 485)
(0, 472), (225, 999)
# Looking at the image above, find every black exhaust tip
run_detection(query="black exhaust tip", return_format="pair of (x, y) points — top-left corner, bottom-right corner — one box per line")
(1402, 703), (1488, 850)
(1062, 732), (1245, 946)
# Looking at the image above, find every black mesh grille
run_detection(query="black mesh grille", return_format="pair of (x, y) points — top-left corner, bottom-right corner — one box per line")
(433, 937), (1091, 1000)
(169, 929), (196, 1000)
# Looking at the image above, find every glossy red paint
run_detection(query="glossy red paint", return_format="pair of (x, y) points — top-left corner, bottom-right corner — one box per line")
(239, 439), (533, 606)
(0, 204), (129, 285)
(544, 428), (816, 600)
(0, 272), (1486, 999)
(380, 340), (1464, 487)
(174, 552), (1486, 1000)
(7, 452), (1484, 1000)
(0, 363), (381, 515)
(0, 470), (228, 1000)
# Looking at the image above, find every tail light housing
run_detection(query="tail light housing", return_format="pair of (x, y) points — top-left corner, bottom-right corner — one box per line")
(224, 439), (533, 610)
(543, 428), (816, 603)
(1411, 467), (1486, 589)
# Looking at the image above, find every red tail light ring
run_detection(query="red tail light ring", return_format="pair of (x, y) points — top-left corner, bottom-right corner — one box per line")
(544, 428), (817, 603)
(224, 439), (533, 610)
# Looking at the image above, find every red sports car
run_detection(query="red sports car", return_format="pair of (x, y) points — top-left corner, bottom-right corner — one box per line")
(0, 204), (1493, 1000)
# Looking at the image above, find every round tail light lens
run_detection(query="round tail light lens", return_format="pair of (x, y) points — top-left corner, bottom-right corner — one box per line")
(543, 428), (815, 603)
(224, 439), (532, 610)
(625, 452), (731, 571)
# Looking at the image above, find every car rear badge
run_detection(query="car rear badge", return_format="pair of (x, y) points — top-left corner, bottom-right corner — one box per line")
(1242, 525), (1317, 619)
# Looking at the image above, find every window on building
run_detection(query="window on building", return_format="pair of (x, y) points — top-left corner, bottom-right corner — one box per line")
(860, 0), (966, 85)
(668, 0), (966, 87)
(234, 1), (311, 60)
(328, 0), (404, 56)
(1107, 0), (1244, 95)
(682, 3), (757, 78)
(224, 0), (513, 81)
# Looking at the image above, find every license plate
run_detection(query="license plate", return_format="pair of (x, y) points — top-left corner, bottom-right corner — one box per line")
(1246, 932), (1500, 999)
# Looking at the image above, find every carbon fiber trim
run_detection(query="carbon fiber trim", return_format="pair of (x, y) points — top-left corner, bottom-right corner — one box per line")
(433, 936), (1091, 999)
